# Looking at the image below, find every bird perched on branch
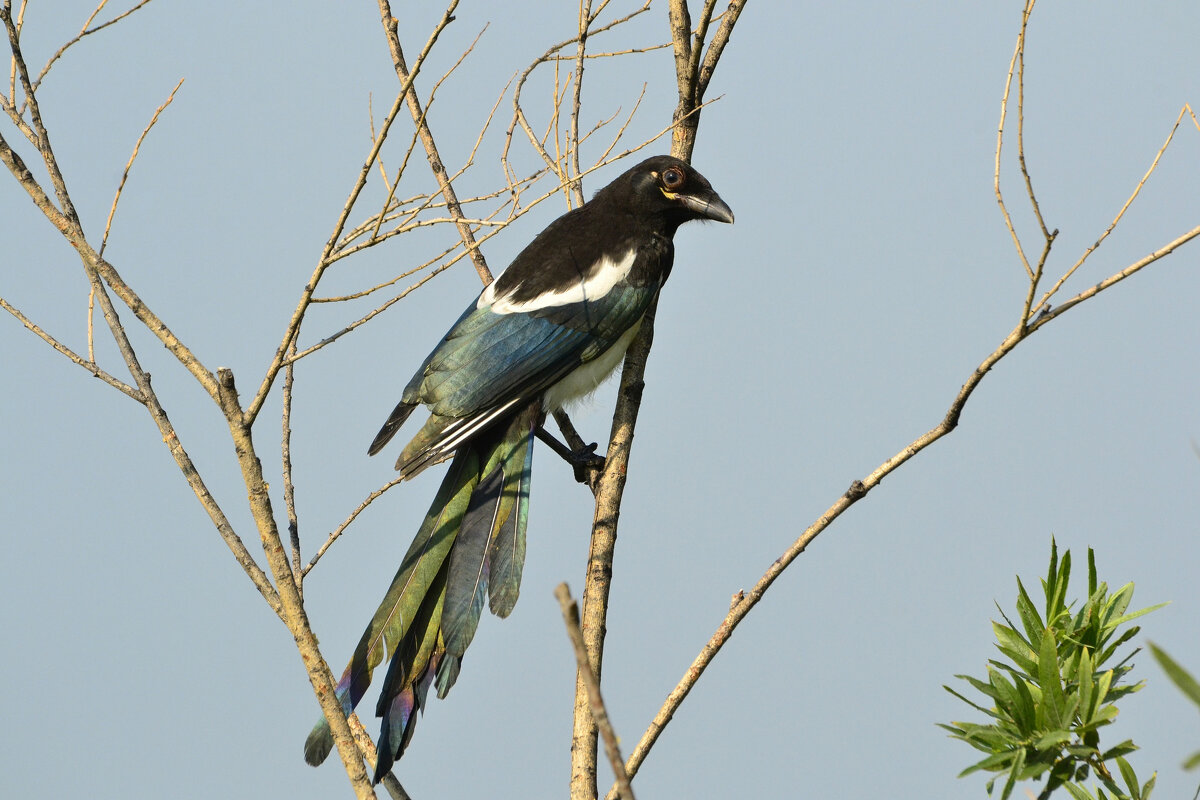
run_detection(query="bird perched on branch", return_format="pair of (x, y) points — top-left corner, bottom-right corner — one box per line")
(304, 155), (733, 781)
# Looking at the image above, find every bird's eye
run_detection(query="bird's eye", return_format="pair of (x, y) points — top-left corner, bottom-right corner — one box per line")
(661, 167), (685, 190)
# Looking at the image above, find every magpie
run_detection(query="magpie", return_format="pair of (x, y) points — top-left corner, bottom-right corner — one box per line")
(303, 155), (733, 780)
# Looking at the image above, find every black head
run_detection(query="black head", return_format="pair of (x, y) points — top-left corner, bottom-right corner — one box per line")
(597, 155), (734, 235)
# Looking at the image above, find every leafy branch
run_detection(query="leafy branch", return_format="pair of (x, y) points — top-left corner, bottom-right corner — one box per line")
(943, 542), (1165, 800)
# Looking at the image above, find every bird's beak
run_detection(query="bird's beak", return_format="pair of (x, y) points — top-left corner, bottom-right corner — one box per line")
(679, 190), (735, 224)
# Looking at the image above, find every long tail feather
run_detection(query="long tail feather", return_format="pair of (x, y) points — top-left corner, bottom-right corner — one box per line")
(374, 563), (447, 782)
(487, 410), (536, 617)
(305, 402), (542, 773)
(439, 467), (503, 661)
(303, 449), (479, 766)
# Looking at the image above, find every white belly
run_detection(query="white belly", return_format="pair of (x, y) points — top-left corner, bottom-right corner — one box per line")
(542, 319), (643, 411)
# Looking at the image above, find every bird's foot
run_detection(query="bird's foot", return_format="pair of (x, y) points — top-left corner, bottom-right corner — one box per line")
(567, 441), (606, 484)
(536, 426), (605, 485)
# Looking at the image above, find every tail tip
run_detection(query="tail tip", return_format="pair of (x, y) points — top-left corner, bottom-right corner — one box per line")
(303, 721), (334, 767)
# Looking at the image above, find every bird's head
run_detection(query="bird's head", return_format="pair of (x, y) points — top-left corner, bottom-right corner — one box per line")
(612, 155), (734, 232)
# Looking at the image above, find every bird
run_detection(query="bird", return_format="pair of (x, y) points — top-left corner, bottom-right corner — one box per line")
(303, 154), (733, 781)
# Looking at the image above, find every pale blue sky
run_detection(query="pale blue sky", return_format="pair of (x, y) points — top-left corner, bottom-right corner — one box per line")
(3, 2), (1198, 799)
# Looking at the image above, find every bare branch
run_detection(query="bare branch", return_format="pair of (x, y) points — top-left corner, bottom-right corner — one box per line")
(92, 254), (223, 400)
(100, 77), (183, 257)
(377, 0), (493, 285)
(696, 3), (743, 98)
(1032, 103), (1193, 317)
(566, 0), (593, 206)
(303, 475), (404, 576)
(216, 369), (377, 799)
(29, 0), (155, 102)
(994, 0), (1036, 280)
(283, 261), (454, 365)
(83, 260), (282, 618)
(0, 120), (71, 233)
(1, 4), (80, 221)
(556, 583), (635, 800)
(1032, 221), (1200, 326)
(0, 293), (142, 401)
(86, 284), (95, 361)
(283, 357), (302, 591)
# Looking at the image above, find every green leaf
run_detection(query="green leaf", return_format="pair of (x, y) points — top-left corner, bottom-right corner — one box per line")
(1102, 740), (1138, 761)
(1048, 548), (1072, 621)
(1089, 704), (1119, 726)
(1182, 751), (1200, 770)
(1140, 772), (1156, 798)
(1095, 668), (1114, 707)
(1036, 729), (1073, 749)
(962, 673), (1003, 702)
(989, 666), (1025, 727)
(1004, 667), (1037, 733)
(999, 747), (1025, 800)
(1039, 627), (1065, 728)
(1148, 643), (1200, 707)
(1098, 627), (1141, 667)
(1116, 756), (1138, 799)
(1087, 547), (1097, 599)
(1107, 602), (1169, 630)
(1079, 648), (1096, 721)
(1017, 578), (1046, 648)
(1063, 782), (1095, 800)
(1097, 768), (1124, 799)
(1101, 584), (1134, 628)
(958, 749), (1017, 777)
(994, 622), (1039, 674)
(944, 683), (998, 717)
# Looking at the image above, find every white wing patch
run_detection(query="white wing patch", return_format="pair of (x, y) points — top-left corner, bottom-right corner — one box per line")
(478, 249), (638, 314)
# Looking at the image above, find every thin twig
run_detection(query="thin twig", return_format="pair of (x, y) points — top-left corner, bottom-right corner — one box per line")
(369, 25), (488, 245)
(2, 4), (80, 221)
(567, 0), (592, 206)
(1032, 222), (1200, 325)
(282, 354), (302, 592)
(994, 0), (1036, 281)
(502, 0), (652, 192)
(1031, 103), (1192, 317)
(303, 475), (405, 575)
(283, 262), (454, 365)
(0, 294), (143, 401)
(378, 0), (492, 285)
(100, 77), (183, 257)
(87, 285), (95, 362)
(30, 0), (155, 98)
(556, 583), (635, 800)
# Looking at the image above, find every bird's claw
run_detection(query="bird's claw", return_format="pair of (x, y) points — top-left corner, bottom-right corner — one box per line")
(570, 442), (605, 484)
